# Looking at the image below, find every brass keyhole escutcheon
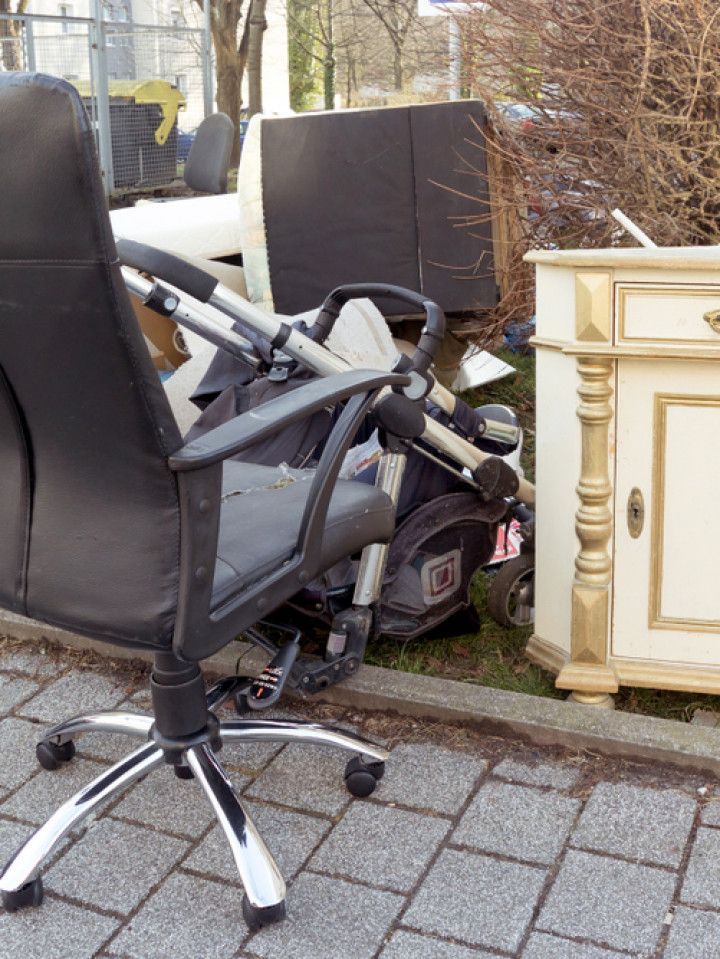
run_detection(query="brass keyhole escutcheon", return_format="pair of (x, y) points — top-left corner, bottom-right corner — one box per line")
(703, 308), (720, 334)
(627, 487), (644, 538)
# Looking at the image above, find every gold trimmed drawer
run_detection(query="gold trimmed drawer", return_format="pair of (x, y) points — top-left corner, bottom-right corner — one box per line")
(616, 283), (720, 346)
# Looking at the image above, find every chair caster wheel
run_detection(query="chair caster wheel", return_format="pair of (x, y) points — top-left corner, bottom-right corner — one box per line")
(36, 739), (76, 771)
(344, 755), (385, 797)
(242, 896), (286, 931)
(174, 764), (194, 780)
(2, 877), (43, 912)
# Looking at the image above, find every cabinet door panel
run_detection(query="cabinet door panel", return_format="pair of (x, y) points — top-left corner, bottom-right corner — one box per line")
(612, 360), (720, 664)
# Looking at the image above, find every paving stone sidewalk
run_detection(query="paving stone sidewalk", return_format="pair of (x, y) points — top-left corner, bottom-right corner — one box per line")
(0, 642), (717, 959)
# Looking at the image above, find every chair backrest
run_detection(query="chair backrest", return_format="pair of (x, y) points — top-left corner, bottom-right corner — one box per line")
(237, 101), (496, 316)
(184, 113), (235, 195)
(0, 73), (184, 649)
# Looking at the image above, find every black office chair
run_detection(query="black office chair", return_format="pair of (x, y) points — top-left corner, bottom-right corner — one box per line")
(0, 73), (409, 928)
(183, 112), (235, 194)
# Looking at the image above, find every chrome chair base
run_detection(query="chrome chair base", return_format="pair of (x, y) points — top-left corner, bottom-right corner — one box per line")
(0, 677), (388, 928)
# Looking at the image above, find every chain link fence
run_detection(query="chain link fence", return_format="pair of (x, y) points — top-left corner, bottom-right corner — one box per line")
(0, 12), (212, 196)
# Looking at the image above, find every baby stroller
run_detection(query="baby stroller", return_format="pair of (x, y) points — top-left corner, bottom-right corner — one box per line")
(119, 240), (535, 705)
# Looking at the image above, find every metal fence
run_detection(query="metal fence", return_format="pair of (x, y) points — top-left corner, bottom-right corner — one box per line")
(0, 8), (212, 195)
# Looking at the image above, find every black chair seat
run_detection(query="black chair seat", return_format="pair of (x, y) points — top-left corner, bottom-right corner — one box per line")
(212, 462), (394, 608)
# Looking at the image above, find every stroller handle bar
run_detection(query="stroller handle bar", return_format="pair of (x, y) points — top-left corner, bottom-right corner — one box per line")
(116, 239), (445, 383)
(117, 242), (535, 506)
(122, 267), (260, 369)
(309, 283), (446, 379)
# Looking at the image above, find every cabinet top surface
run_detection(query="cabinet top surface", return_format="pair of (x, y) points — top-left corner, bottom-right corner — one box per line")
(524, 246), (720, 269)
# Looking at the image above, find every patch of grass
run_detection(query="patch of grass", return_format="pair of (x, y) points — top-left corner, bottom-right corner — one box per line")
(461, 347), (536, 482)
(369, 347), (720, 724)
(367, 571), (561, 700)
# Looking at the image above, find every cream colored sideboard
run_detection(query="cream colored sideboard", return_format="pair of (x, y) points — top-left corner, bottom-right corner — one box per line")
(526, 247), (720, 704)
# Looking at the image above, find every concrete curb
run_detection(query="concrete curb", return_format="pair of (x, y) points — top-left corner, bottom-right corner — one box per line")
(3, 612), (720, 776)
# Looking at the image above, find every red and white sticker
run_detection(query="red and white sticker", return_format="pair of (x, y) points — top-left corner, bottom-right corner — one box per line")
(491, 520), (523, 565)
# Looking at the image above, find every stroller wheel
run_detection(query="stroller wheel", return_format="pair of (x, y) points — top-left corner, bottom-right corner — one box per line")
(488, 554), (535, 628)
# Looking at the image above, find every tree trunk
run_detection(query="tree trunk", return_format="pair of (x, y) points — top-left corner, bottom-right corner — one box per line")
(323, 51), (335, 109)
(323, 0), (335, 110)
(0, 0), (24, 72)
(212, 28), (248, 166)
(246, 0), (267, 116)
(392, 45), (403, 91)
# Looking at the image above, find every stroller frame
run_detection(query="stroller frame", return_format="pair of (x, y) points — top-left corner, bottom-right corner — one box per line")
(120, 243), (535, 697)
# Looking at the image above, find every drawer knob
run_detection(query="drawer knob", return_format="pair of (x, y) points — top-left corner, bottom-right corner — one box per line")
(703, 308), (720, 334)
(627, 487), (644, 538)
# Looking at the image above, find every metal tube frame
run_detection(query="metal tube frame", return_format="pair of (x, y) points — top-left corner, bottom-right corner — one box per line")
(353, 452), (407, 607)
(90, 0), (114, 195)
(129, 277), (534, 505)
(0, 706), (386, 906)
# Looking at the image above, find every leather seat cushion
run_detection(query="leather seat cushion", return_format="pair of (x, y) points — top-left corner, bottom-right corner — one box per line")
(213, 462), (395, 608)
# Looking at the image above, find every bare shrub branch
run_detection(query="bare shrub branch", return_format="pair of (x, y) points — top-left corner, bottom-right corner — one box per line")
(461, 0), (720, 326)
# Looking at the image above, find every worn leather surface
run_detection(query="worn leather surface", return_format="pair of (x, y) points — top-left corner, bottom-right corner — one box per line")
(213, 462), (394, 608)
(0, 74), (398, 656)
(0, 74), (183, 649)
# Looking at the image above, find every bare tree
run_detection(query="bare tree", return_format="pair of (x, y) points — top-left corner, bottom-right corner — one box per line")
(458, 0), (720, 326)
(191, 0), (267, 162)
(357, 0), (415, 91)
(286, 0), (365, 109)
(246, 0), (268, 116)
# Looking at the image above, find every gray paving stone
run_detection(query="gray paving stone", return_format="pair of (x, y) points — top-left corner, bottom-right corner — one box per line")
(537, 849), (675, 953)
(46, 818), (188, 914)
(380, 929), (500, 958)
(377, 743), (486, 815)
(0, 896), (118, 957)
(571, 781), (696, 867)
(492, 758), (582, 790)
(700, 795), (720, 827)
(452, 781), (580, 865)
(664, 905), (720, 958)
(17, 671), (126, 723)
(246, 743), (351, 816)
(249, 871), (404, 959)
(0, 817), (36, 866)
(0, 717), (45, 789)
(522, 932), (624, 958)
(220, 739), (285, 774)
(310, 801), (449, 892)
(0, 811), (72, 871)
(111, 872), (250, 959)
(185, 801), (331, 882)
(74, 701), (152, 764)
(110, 764), (247, 838)
(0, 674), (40, 714)
(75, 730), (148, 765)
(404, 848), (545, 953)
(1, 757), (108, 825)
(0, 645), (64, 678)
(681, 827), (720, 909)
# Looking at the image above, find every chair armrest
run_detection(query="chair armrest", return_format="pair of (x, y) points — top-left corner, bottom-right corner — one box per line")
(168, 369), (410, 471)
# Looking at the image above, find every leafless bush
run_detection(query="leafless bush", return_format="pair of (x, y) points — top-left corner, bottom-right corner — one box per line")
(459, 0), (720, 323)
